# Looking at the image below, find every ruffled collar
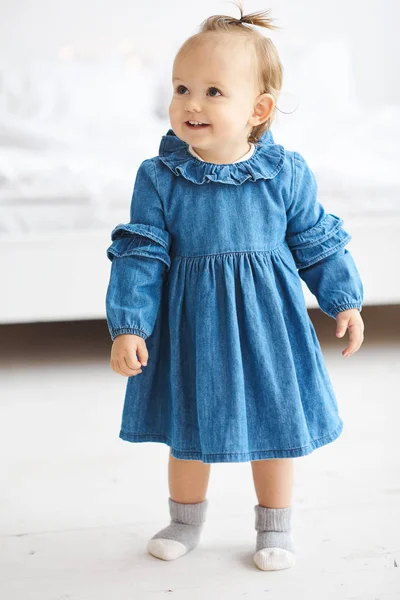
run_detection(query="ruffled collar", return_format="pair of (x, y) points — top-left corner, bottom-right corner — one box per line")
(158, 128), (285, 185)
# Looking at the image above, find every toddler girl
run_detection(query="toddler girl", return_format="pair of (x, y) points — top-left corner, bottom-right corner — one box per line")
(105, 3), (365, 571)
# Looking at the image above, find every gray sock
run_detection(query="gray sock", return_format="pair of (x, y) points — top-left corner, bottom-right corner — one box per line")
(148, 498), (208, 560)
(254, 505), (294, 553)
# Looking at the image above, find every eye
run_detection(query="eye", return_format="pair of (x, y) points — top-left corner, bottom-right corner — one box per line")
(207, 87), (222, 97)
(174, 84), (222, 97)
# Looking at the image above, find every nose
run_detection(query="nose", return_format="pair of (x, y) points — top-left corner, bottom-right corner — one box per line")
(184, 97), (202, 113)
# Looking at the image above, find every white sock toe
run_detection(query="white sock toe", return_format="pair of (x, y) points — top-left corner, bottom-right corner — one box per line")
(253, 547), (296, 571)
(147, 538), (188, 561)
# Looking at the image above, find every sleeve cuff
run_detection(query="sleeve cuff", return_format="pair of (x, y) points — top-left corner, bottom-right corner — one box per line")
(109, 327), (149, 341)
(328, 303), (363, 318)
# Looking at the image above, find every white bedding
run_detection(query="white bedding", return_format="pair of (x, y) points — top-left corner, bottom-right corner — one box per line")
(0, 51), (399, 324)
(0, 58), (399, 236)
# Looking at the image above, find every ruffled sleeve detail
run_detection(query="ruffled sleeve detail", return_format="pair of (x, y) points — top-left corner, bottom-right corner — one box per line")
(105, 159), (172, 341)
(106, 222), (171, 269)
(285, 151), (364, 319)
(158, 128), (285, 185)
(286, 213), (352, 270)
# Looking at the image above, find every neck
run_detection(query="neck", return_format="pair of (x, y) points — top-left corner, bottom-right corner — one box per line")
(189, 141), (253, 164)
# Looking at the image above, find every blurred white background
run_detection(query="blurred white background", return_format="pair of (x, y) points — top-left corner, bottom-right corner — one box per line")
(0, 0), (399, 321)
(0, 3), (399, 599)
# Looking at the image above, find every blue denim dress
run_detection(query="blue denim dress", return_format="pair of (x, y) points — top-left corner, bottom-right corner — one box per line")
(105, 128), (364, 463)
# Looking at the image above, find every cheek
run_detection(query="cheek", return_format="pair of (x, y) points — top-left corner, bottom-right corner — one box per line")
(170, 98), (186, 118)
(209, 102), (231, 119)
(169, 101), (179, 121)
(220, 104), (242, 123)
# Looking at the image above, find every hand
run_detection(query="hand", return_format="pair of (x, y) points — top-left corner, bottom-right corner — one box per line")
(110, 334), (149, 377)
(335, 308), (364, 358)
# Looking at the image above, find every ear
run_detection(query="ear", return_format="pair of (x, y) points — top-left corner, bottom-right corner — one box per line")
(248, 93), (275, 127)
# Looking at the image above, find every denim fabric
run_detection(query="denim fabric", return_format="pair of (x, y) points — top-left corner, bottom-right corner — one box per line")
(105, 128), (364, 463)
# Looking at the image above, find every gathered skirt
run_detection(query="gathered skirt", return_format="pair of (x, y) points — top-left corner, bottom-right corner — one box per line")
(119, 242), (343, 463)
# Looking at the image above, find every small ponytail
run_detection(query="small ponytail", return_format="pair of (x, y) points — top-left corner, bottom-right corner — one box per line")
(199, 2), (281, 34)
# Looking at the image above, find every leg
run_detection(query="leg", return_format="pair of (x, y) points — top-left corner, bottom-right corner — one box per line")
(169, 449), (211, 503)
(251, 458), (296, 571)
(147, 449), (210, 561)
(251, 457), (293, 508)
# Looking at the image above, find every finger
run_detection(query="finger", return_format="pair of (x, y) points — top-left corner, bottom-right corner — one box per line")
(343, 341), (359, 356)
(136, 344), (149, 366)
(343, 335), (363, 356)
(124, 354), (142, 370)
(343, 344), (361, 357)
(118, 358), (141, 377)
(110, 355), (142, 377)
(119, 366), (142, 377)
(343, 324), (364, 351)
(336, 319), (349, 338)
(127, 368), (142, 376)
(343, 340), (359, 353)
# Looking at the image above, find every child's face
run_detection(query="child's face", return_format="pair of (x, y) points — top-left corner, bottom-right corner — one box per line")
(169, 35), (272, 152)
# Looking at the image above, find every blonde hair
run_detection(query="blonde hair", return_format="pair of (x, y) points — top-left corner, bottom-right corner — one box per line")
(175, 1), (283, 144)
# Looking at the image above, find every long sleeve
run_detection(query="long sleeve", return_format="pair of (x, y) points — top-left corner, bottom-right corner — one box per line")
(285, 152), (364, 319)
(105, 158), (171, 341)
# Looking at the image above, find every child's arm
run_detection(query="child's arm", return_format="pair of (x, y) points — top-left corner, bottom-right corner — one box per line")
(284, 151), (364, 320)
(105, 158), (171, 342)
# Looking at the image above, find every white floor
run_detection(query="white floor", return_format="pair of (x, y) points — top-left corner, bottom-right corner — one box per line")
(0, 306), (399, 600)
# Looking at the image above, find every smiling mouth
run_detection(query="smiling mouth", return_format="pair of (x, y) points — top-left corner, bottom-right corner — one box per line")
(185, 121), (210, 129)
